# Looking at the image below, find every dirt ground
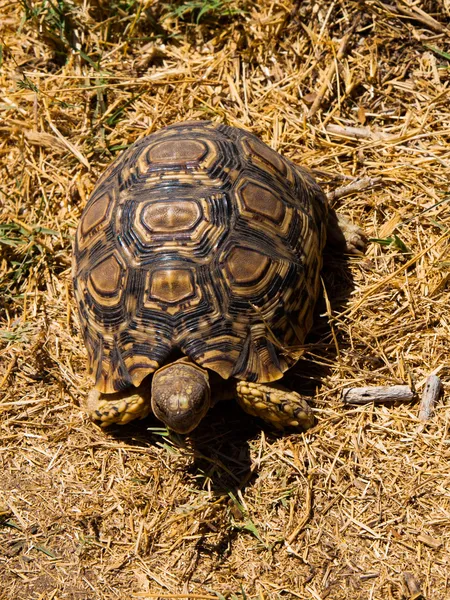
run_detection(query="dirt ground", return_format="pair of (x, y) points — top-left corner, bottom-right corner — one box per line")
(1, 1), (450, 598)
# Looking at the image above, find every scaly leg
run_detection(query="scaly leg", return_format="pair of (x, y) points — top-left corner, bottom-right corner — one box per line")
(327, 209), (366, 254)
(84, 381), (152, 427)
(235, 381), (314, 430)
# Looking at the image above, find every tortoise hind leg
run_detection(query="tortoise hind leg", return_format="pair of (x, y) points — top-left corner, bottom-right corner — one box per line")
(84, 380), (152, 427)
(235, 381), (314, 430)
(326, 209), (366, 254)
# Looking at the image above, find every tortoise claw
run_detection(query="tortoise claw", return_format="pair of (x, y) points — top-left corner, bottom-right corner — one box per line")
(84, 384), (152, 427)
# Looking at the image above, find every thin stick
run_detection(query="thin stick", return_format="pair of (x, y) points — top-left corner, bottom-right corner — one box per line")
(419, 375), (442, 421)
(327, 176), (381, 202)
(326, 124), (392, 141)
(342, 385), (415, 405)
(387, 2), (448, 34)
(286, 475), (314, 543)
(48, 121), (91, 169)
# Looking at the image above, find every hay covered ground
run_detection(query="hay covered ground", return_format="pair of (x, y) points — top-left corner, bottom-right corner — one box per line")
(1, 1), (450, 598)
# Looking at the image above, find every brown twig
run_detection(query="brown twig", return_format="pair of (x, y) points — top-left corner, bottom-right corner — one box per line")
(325, 124), (393, 141)
(342, 385), (415, 405)
(327, 176), (382, 202)
(418, 375), (442, 421)
(382, 2), (448, 34)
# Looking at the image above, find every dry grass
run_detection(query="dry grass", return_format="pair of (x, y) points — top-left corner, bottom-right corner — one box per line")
(1, 0), (450, 598)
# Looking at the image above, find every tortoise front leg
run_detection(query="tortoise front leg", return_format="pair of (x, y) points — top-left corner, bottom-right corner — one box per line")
(84, 381), (152, 427)
(235, 381), (314, 430)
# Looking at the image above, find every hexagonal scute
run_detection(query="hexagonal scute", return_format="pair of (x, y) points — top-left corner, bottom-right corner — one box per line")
(76, 191), (114, 252)
(141, 200), (202, 233)
(119, 192), (232, 265)
(224, 246), (271, 286)
(134, 136), (220, 178)
(149, 268), (196, 304)
(147, 139), (208, 164)
(140, 265), (204, 319)
(90, 255), (121, 292)
(240, 134), (288, 177)
(77, 250), (127, 329)
(234, 176), (294, 239)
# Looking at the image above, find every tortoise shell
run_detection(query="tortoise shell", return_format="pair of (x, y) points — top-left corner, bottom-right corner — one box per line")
(73, 121), (328, 394)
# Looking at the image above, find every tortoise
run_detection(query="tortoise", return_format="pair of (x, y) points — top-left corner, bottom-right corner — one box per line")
(73, 120), (364, 434)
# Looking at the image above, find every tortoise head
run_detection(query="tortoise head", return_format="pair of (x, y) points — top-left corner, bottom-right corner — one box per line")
(151, 360), (211, 434)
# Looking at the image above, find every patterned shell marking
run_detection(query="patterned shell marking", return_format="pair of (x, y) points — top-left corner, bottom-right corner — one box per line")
(73, 121), (328, 393)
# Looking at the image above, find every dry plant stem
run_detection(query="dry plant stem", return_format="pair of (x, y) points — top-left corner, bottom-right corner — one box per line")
(342, 385), (415, 405)
(309, 16), (361, 117)
(0, 356), (17, 389)
(342, 229), (450, 319)
(24, 129), (67, 152)
(384, 2), (449, 34)
(327, 176), (381, 202)
(418, 375), (441, 421)
(48, 117), (91, 169)
(310, 168), (355, 181)
(286, 475), (314, 544)
(326, 124), (392, 141)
